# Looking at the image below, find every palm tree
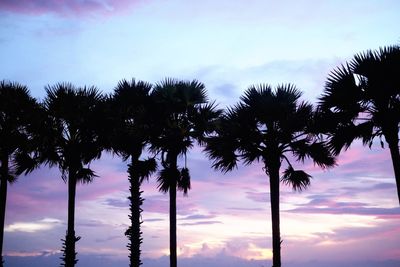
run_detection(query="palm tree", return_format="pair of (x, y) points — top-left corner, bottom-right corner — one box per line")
(318, 45), (400, 204)
(107, 79), (157, 267)
(205, 84), (335, 267)
(150, 79), (221, 267)
(42, 83), (105, 267)
(0, 81), (42, 267)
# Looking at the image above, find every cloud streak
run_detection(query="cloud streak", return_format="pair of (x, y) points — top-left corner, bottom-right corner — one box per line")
(0, 0), (143, 16)
(180, 221), (222, 226)
(288, 196), (400, 218)
(5, 218), (63, 233)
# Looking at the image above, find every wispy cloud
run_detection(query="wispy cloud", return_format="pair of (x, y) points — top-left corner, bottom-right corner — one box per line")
(288, 196), (400, 218)
(103, 198), (129, 208)
(180, 214), (216, 220)
(245, 191), (269, 203)
(0, 0), (144, 17)
(94, 235), (122, 243)
(145, 218), (164, 222)
(180, 221), (222, 226)
(5, 218), (63, 233)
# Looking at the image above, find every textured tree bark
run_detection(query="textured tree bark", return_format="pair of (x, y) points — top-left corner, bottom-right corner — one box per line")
(170, 155), (178, 267)
(127, 158), (144, 267)
(267, 158), (281, 267)
(387, 140), (400, 205)
(0, 156), (9, 267)
(270, 170), (281, 267)
(64, 169), (78, 267)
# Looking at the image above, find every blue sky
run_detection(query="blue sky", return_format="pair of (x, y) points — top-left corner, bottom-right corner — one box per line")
(0, 1), (400, 267)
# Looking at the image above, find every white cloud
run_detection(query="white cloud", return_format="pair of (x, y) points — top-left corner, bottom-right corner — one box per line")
(5, 218), (63, 233)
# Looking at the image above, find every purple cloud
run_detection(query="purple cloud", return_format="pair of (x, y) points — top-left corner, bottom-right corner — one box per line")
(226, 207), (265, 211)
(145, 218), (164, 222)
(94, 235), (122, 243)
(245, 191), (269, 203)
(142, 197), (169, 214)
(180, 214), (216, 220)
(78, 219), (109, 227)
(179, 221), (222, 226)
(288, 196), (400, 218)
(104, 198), (129, 208)
(0, 0), (143, 16)
(143, 194), (199, 215)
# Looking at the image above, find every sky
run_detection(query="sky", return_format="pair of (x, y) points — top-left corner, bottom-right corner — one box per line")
(0, 0), (400, 267)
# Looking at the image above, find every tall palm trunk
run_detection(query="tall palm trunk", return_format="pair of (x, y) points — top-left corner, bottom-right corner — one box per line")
(61, 169), (79, 267)
(267, 158), (281, 267)
(386, 137), (400, 205)
(169, 155), (178, 267)
(0, 156), (9, 267)
(127, 157), (144, 267)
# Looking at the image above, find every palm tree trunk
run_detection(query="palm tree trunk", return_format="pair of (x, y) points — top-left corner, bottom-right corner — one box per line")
(170, 156), (178, 267)
(387, 139), (400, 205)
(62, 169), (78, 267)
(127, 158), (144, 267)
(0, 156), (9, 267)
(268, 163), (281, 267)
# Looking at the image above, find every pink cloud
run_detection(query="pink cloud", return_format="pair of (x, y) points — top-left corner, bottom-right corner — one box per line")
(0, 0), (144, 17)
(179, 221), (222, 226)
(288, 196), (400, 219)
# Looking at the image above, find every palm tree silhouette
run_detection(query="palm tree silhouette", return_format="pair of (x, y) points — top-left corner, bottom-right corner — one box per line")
(0, 81), (42, 267)
(319, 45), (400, 204)
(150, 79), (221, 267)
(205, 84), (335, 267)
(107, 79), (157, 267)
(42, 83), (105, 267)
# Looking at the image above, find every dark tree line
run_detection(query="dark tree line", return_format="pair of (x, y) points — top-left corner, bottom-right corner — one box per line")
(0, 45), (398, 267)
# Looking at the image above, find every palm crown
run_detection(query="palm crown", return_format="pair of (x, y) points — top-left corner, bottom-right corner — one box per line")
(319, 45), (400, 204)
(0, 80), (42, 178)
(43, 83), (105, 181)
(108, 79), (155, 159)
(207, 84), (335, 188)
(319, 45), (400, 152)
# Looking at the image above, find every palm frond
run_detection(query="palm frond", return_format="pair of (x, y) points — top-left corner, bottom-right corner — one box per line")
(13, 152), (38, 176)
(135, 158), (157, 184)
(178, 167), (191, 196)
(275, 83), (302, 104)
(0, 80), (42, 179)
(76, 167), (98, 184)
(191, 101), (223, 145)
(327, 123), (358, 155)
(176, 79), (207, 106)
(281, 166), (311, 191)
(307, 142), (336, 168)
(205, 135), (238, 172)
(320, 63), (362, 114)
(157, 167), (179, 193)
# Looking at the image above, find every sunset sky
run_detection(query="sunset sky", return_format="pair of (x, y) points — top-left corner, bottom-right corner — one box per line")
(0, 1), (400, 266)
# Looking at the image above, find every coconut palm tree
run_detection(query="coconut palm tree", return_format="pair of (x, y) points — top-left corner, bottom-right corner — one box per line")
(318, 45), (400, 204)
(0, 80), (42, 267)
(42, 83), (105, 267)
(107, 79), (157, 267)
(205, 84), (335, 267)
(150, 79), (221, 267)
